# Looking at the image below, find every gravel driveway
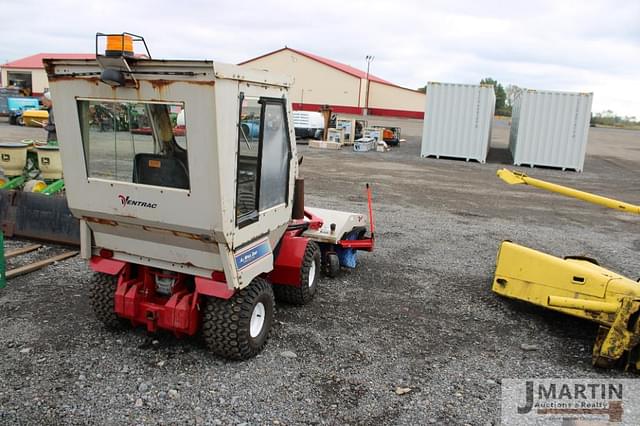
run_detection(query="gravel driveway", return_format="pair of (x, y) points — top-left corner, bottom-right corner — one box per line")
(1, 121), (640, 425)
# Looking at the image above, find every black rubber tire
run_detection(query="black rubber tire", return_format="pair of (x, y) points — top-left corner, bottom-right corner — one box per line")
(324, 252), (340, 278)
(16, 116), (24, 126)
(202, 277), (275, 360)
(88, 272), (128, 329)
(274, 241), (320, 305)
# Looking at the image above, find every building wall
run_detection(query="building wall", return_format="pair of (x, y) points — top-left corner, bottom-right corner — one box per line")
(0, 68), (10, 89)
(31, 69), (49, 94)
(0, 68), (49, 94)
(241, 49), (425, 118)
(367, 82), (425, 117)
(240, 50), (361, 108)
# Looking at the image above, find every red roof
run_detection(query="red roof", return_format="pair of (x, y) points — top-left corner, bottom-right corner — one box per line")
(239, 47), (394, 85)
(2, 53), (95, 69)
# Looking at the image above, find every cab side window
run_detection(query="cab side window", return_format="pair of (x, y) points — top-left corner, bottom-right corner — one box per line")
(236, 95), (261, 225)
(259, 100), (290, 211)
(235, 96), (291, 227)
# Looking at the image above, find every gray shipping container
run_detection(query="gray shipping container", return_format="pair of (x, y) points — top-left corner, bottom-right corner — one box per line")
(509, 89), (593, 172)
(421, 82), (496, 163)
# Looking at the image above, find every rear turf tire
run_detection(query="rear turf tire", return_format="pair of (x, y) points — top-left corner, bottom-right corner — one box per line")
(88, 272), (127, 329)
(202, 277), (274, 360)
(274, 241), (320, 305)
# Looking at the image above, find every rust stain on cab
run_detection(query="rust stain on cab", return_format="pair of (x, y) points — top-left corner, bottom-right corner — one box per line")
(149, 79), (215, 90)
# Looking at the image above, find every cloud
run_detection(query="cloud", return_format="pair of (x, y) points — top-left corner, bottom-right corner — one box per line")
(1, 0), (638, 116)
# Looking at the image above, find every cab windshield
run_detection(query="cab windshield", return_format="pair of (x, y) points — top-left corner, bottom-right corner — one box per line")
(77, 99), (189, 190)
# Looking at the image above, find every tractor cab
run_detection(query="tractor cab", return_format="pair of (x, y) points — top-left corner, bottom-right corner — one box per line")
(44, 34), (374, 359)
(45, 34), (300, 289)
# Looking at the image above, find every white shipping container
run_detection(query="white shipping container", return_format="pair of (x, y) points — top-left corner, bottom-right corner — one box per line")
(509, 89), (593, 172)
(421, 82), (496, 163)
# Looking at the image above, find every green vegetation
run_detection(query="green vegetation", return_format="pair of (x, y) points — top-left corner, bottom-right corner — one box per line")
(591, 111), (640, 129)
(480, 78), (511, 116)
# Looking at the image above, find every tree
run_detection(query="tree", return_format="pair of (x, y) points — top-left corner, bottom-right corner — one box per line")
(505, 85), (520, 107)
(480, 77), (510, 116)
(590, 110), (640, 128)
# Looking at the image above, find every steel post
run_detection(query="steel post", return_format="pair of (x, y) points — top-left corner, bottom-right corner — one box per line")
(0, 231), (5, 289)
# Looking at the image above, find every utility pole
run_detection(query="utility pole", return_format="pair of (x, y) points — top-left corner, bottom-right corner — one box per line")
(363, 55), (374, 117)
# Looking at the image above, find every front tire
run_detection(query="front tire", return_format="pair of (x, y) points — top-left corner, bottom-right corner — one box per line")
(202, 277), (275, 360)
(88, 273), (127, 329)
(274, 241), (320, 305)
(324, 252), (340, 278)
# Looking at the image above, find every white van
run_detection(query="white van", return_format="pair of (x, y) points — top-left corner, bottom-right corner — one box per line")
(292, 111), (324, 140)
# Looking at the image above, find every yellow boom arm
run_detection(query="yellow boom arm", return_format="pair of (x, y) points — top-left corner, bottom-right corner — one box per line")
(497, 169), (640, 215)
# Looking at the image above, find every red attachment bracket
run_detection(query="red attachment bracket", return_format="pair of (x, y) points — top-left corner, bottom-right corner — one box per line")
(339, 238), (375, 251)
(195, 274), (234, 299)
(304, 209), (324, 230)
(90, 256), (127, 275)
(366, 183), (375, 237)
(112, 266), (201, 336)
(337, 184), (375, 252)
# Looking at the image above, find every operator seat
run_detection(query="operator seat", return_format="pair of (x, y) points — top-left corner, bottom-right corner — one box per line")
(132, 153), (189, 190)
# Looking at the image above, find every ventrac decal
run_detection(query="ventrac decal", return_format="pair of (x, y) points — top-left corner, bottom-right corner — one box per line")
(118, 195), (158, 209)
(235, 239), (271, 271)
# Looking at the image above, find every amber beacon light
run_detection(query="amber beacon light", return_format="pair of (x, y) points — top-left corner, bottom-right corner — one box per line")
(105, 34), (134, 57)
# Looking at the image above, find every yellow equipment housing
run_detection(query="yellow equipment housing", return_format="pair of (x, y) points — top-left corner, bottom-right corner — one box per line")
(21, 109), (49, 127)
(494, 169), (640, 371)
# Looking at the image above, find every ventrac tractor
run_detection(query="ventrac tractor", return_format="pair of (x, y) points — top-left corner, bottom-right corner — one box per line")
(45, 33), (374, 359)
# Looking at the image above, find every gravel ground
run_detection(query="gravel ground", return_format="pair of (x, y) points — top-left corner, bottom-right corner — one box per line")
(1, 120), (640, 425)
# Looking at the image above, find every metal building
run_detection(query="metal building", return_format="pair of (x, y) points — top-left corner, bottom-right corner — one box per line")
(239, 47), (425, 119)
(1, 53), (94, 96)
(421, 82), (496, 163)
(509, 89), (593, 172)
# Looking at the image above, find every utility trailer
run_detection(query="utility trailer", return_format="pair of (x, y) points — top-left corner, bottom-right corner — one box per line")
(44, 33), (374, 359)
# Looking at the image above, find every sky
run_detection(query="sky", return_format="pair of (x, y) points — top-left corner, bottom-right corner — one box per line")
(1, 0), (639, 117)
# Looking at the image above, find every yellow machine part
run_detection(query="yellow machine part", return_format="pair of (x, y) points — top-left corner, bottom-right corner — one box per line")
(23, 179), (47, 193)
(497, 169), (640, 215)
(494, 241), (640, 370)
(493, 241), (640, 324)
(494, 170), (640, 371)
(22, 110), (49, 127)
(592, 298), (640, 370)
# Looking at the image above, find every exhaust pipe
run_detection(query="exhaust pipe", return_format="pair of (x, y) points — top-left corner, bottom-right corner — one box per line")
(292, 178), (305, 220)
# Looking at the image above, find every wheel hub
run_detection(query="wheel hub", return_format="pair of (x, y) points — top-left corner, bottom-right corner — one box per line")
(308, 261), (316, 288)
(250, 302), (266, 338)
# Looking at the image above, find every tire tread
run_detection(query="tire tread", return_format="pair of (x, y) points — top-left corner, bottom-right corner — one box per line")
(202, 277), (274, 360)
(88, 273), (127, 329)
(273, 241), (320, 305)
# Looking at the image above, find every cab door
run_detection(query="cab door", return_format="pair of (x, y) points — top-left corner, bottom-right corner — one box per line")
(235, 94), (292, 229)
